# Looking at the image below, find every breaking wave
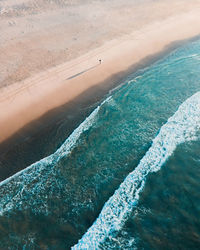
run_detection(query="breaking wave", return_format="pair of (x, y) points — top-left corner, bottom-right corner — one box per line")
(72, 91), (200, 249)
(0, 97), (112, 215)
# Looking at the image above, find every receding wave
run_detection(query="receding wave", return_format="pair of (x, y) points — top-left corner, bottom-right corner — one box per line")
(0, 96), (112, 215)
(72, 91), (200, 249)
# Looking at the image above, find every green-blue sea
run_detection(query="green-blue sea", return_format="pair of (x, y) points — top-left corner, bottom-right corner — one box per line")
(0, 38), (200, 249)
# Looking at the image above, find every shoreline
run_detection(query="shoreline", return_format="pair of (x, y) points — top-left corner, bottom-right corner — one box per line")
(0, 9), (200, 180)
(1, 10), (200, 144)
(0, 35), (199, 181)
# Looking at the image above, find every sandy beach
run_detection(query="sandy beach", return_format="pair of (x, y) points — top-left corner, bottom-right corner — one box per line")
(1, 0), (200, 146)
(1, 1), (200, 248)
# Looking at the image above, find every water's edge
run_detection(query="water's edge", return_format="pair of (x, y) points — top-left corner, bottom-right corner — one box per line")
(0, 35), (199, 181)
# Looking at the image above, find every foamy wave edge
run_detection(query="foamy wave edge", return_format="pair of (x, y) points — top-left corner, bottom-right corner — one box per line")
(0, 96), (112, 215)
(72, 91), (200, 249)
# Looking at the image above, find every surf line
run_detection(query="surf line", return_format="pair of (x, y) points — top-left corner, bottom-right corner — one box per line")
(0, 96), (112, 215)
(72, 91), (200, 249)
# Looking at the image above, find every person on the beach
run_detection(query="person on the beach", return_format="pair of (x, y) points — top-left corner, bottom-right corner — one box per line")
(99, 59), (102, 64)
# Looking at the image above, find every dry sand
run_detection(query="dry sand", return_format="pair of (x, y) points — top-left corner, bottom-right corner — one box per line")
(1, 0), (200, 143)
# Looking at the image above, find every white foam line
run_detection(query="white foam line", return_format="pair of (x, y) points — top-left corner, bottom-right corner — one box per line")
(72, 91), (200, 249)
(0, 96), (112, 214)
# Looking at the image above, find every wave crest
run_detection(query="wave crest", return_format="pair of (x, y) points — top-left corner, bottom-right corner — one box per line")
(0, 97), (113, 215)
(72, 91), (200, 249)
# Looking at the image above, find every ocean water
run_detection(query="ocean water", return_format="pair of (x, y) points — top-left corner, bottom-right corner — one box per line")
(0, 39), (200, 249)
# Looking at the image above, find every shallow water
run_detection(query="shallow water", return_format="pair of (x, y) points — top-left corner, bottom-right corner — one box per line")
(0, 39), (200, 249)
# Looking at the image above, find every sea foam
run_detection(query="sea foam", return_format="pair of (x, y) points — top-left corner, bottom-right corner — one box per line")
(0, 97), (111, 215)
(72, 91), (200, 249)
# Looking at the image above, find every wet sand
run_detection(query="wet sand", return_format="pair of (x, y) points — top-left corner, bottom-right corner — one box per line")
(1, 9), (200, 143)
(1, 0), (200, 180)
(0, 36), (199, 182)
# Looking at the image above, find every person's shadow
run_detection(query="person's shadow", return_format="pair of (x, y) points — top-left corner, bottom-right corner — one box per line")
(66, 63), (100, 80)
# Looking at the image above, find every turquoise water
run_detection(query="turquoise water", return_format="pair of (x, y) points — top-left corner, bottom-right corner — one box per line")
(0, 39), (200, 249)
